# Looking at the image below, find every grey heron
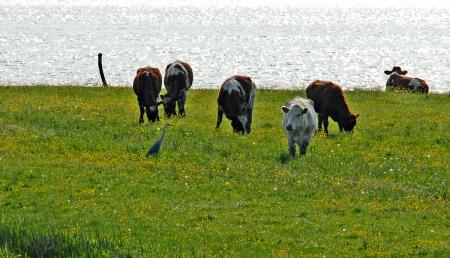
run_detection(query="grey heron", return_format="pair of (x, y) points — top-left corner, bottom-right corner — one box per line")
(146, 123), (171, 157)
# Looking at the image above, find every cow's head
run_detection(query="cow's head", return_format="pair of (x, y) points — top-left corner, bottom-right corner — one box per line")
(384, 66), (408, 76)
(231, 117), (246, 133)
(159, 94), (177, 117)
(140, 72), (160, 123)
(281, 105), (309, 131)
(145, 105), (159, 123)
(339, 113), (359, 132)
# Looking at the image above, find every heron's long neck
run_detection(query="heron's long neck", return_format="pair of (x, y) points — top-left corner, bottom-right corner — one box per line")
(159, 125), (168, 141)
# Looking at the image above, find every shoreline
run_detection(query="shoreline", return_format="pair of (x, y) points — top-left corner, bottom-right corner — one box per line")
(1, 84), (449, 94)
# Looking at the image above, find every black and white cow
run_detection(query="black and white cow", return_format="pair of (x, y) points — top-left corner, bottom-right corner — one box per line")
(216, 75), (256, 134)
(161, 60), (193, 117)
(384, 66), (429, 93)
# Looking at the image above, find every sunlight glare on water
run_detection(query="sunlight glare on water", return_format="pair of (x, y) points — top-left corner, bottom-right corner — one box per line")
(0, 0), (449, 92)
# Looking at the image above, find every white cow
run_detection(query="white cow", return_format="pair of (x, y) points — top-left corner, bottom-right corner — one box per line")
(281, 97), (318, 156)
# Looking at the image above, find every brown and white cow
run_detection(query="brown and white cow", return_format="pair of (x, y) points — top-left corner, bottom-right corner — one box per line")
(216, 75), (256, 134)
(384, 66), (429, 93)
(306, 80), (359, 134)
(160, 60), (193, 117)
(133, 66), (162, 123)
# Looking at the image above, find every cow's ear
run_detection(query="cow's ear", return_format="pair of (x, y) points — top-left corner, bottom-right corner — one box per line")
(402, 70), (408, 75)
(281, 106), (290, 113)
(384, 70), (392, 75)
(302, 108), (308, 114)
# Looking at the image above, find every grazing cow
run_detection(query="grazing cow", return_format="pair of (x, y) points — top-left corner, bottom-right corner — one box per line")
(161, 60), (193, 117)
(133, 66), (162, 123)
(306, 80), (359, 134)
(216, 75), (256, 134)
(384, 66), (429, 93)
(281, 97), (318, 156)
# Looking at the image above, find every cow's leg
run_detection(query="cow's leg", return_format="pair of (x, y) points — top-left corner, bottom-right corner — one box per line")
(237, 115), (248, 134)
(145, 106), (153, 122)
(339, 124), (343, 132)
(216, 108), (223, 129)
(246, 89), (256, 134)
(318, 114), (323, 131)
(288, 138), (296, 157)
(246, 107), (253, 134)
(177, 90), (188, 117)
(139, 104), (145, 123)
(323, 115), (329, 135)
(300, 141), (309, 156)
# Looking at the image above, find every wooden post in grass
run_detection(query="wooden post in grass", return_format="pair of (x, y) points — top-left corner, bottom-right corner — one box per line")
(98, 53), (108, 87)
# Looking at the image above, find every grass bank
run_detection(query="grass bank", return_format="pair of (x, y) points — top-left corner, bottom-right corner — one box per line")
(0, 86), (449, 257)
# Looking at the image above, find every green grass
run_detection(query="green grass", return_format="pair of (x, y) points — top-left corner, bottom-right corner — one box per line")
(0, 222), (128, 257)
(0, 86), (449, 257)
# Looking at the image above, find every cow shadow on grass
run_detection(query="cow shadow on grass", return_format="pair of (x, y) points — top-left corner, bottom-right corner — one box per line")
(278, 151), (314, 164)
(0, 223), (131, 258)
(278, 152), (291, 164)
(278, 131), (334, 164)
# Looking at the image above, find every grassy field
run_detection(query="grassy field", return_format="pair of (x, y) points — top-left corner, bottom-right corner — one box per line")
(0, 86), (449, 257)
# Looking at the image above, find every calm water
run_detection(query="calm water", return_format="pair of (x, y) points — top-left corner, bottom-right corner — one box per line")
(1, 1), (450, 92)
